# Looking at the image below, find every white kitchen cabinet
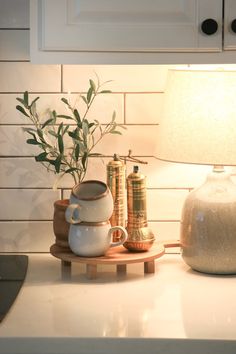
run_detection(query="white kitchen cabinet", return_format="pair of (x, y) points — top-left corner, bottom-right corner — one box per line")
(30, 0), (236, 64)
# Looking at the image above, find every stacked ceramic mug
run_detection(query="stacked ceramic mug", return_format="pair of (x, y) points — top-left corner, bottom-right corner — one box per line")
(65, 180), (128, 257)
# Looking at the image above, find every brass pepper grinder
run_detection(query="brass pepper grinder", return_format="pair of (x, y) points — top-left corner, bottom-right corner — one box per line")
(124, 165), (155, 251)
(107, 154), (126, 242)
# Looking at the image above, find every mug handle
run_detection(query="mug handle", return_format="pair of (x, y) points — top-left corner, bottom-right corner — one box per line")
(108, 226), (128, 248)
(65, 203), (82, 224)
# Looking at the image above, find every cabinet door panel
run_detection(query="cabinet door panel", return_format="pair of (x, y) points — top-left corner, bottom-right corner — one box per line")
(37, 0), (222, 52)
(224, 0), (236, 50)
(0, 0), (29, 28)
(198, 0), (222, 51)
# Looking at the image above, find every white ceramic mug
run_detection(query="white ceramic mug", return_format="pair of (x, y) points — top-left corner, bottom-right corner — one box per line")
(66, 180), (114, 224)
(68, 221), (128, 257)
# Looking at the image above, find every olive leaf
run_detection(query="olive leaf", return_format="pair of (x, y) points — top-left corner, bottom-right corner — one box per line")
(16, 97), (27, 107)
(81, 96), (88, 105)
(48, 130), (58, 138)
(58, 135), (64, 154)
(75, 144), (80, 161)
(110, 130), (122, 135)
(23, 91), (29, 107)
(16, 105), (30, 117)
(87, 87), (93, 103)
(100, 90), (112, 94)
(22, 127), (37, 135)
(26, 138), (41, 145)
(29, 97), (40, 108)
(61, 98), (69, 106)
(65, 167), (78, 174)
(57, 115), (73, 120)
(55, 155), (62, 173)
(82, 120), (89, 136)
(82, 152), (88, 170)
(35, 152), (48, 162)
(73, 109), (81, 125)
(89, 79), (96, 91)
(41, 118), (54, 129)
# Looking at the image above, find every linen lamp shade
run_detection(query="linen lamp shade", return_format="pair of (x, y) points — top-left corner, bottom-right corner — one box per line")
(157, 69), (236, 166)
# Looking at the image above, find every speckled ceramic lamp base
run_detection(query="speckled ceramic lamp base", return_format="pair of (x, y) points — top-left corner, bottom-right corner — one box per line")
(181, 168), (236, 275)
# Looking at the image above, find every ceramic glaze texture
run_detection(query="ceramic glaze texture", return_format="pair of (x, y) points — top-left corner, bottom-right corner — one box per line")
(181, 171), (236, 274)
(67, 180), (114, 223)
(68, 222), (127, 257)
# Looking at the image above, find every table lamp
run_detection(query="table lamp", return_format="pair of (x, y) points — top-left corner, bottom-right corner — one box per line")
(155, 68), (236, 274)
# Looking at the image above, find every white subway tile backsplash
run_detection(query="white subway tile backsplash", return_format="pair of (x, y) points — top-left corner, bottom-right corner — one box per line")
(85, 157), (109, 182)
(0, 123), (129, 157)
(0, 221), (54, 252)
(63, 189), (71, 200)
(83, 93), (124, 124)
(63, 65), (169, 93)
(0, 25), (193, 253)
(0, 94), (55, 124)
(53, 157), (109, 191)
(126, 158), (212, 189)
(0, 93), (74, 125)
(30, 93), (124, 125)
(0, 158), (55, 188)
(0, 157), (110, 189)
(149, 221), (180, 243)
(126, 93), (164, 124)
(62, 157), (109, 193)
(0, 0), (29, 28)
(0, 125), (157, 159)
(147, 189), (188, 221)
(0, 63), (61, 92)
(97, 125), (158, 156)
(0, 30), (29, 60)
(64, 93), (124, 124)
(0, 125), (37, 156)
(149, 222), (181, 254)
(0, 189), (60, 220)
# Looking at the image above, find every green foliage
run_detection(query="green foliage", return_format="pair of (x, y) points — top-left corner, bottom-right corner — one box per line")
(16, 78), (126, 185)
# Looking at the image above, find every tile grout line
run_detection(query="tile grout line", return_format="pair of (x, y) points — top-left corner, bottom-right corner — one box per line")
(123, 93), (126, 124)
(0, 187), (191, 191)
(0, 91), (165, 95)
(0, 123), (161, 126)
(0, 220), (180, 223)
(60, 65), (63, 93)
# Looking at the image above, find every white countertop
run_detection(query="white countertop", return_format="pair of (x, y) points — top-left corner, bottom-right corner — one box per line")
(0, 252), (236, 354)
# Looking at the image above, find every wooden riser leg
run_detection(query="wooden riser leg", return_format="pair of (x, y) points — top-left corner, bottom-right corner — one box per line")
(144, 260), (155, 274)
(86, 264), (97, 279)
(117, 264), (127, 275)
(61, 260), (72, 279)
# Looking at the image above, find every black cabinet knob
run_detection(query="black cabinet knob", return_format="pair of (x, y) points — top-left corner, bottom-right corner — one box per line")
(231, 19), (236, 33)
(201, 19), (218, 35)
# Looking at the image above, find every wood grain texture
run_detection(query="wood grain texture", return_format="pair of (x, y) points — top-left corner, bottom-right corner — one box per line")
(50, 243), (165, 266)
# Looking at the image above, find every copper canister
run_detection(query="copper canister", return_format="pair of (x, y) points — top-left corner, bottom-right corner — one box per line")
(124, 166), (155, 251)
(107, 154), (126, 242)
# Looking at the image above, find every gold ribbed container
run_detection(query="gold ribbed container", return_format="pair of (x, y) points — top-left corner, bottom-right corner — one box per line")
(125, 166), (155, 251)
(107, 154), (126, 242)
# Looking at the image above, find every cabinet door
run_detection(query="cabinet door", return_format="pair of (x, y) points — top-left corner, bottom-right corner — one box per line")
(224, 0), (236, 50)
(32, 0), (222, 53)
